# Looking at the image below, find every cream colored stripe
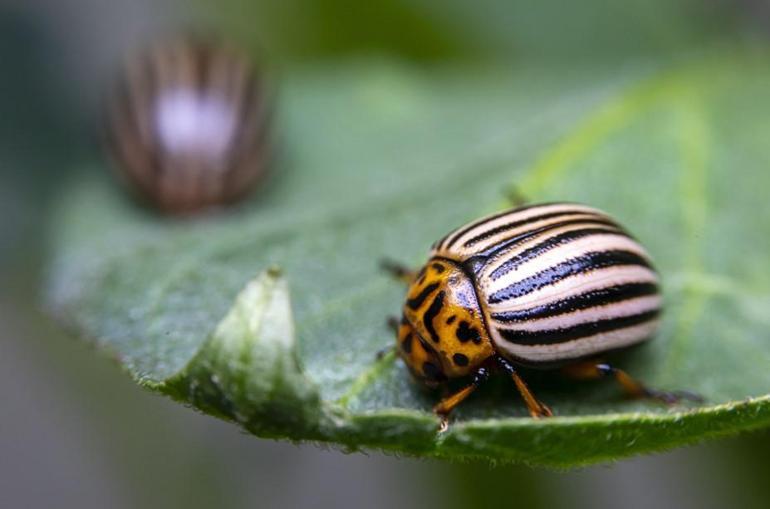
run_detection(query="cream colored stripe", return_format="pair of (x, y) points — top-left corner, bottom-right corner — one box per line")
(493, 295), (661, 332)
(492, 320), (659, 363)
(484, 234), (652, 295)
(460, 211), (610, 256)
(486, 265), (659, 313)
(480, 221), (623, 277)
(443, 203), (602, 252)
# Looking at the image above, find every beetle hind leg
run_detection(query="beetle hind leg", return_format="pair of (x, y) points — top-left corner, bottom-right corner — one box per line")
(562, 360), (704, 405)
(496, 356), (553, 418)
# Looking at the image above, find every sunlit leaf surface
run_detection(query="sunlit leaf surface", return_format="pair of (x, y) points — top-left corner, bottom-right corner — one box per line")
(46, 51), (770, 466)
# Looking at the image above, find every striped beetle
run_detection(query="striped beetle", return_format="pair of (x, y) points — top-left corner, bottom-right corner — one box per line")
(106, 36), (269, 214)
(385, 202), (700, 427)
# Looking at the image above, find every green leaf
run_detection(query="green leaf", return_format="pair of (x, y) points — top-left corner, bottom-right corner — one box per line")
(45, 49), (770, 467)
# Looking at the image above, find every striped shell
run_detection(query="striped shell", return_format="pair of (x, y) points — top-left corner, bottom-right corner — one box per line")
(107, 36), (269, 213)
(432, 203), (661, 365)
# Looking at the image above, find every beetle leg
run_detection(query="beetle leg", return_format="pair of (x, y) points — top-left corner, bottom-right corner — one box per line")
(562, 360), (704, 404)
(375, 345), (396, 360)
(380, 259), (417, 284)
(386, 315), (400, 333)
(375, 316), (402, 360)
(433, 365), (491, 429)
(495, 356), (553, 418)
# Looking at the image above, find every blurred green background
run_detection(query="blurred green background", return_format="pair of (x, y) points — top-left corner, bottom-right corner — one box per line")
(2, 0), (770, 507)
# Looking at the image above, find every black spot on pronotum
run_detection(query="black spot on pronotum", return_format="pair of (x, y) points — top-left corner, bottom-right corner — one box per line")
(453, 353), (469, 367)
(456, 320), (482, 344)
(446, 315), (457, 325)
(401, 334), (413, 354)
(423, 291), (446, 343)
(431, 262), (446, 274)
(416, 266), (427, 286)
(406, 282), (439, 310)
(422, 361), (446, 382)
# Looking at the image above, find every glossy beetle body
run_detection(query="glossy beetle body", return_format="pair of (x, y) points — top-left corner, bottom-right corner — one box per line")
(106, 36), (269, 214)
(391, 202), (696, 423)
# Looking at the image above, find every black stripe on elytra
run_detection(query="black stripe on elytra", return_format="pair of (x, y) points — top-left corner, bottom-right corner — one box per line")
(423, 291), (446, 343)
(443, 204), (556, 250)
(223, 69), (259, 194)
(144, 51), (176, 180)
(497, 309), (660, 345)
(108, 83), (140, 175)
(489, 227), (630, 281)
(474, 217), (620, 261)
(464, 209), (615, 249)
(488, 250), (652, 304)
(116, 74), (142, 153)
(198, 43), (219, 92)
(189, 42), (208, 90)
(491, 282), (659, 323)
(406, 282), (439, 310)
(144, 57), (170, 182)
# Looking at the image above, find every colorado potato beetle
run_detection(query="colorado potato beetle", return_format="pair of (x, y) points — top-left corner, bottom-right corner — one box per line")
(385, 202), (700, 426)
(106, 36), (269, 214)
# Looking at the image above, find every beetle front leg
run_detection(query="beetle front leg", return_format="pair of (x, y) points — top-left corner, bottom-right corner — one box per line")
(433, 365), (491, 432)
(374, 316), (402, 360)
(386, 315), (400, 333)
(375, 344), (396, 360)
(561, 360), (703, 404)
